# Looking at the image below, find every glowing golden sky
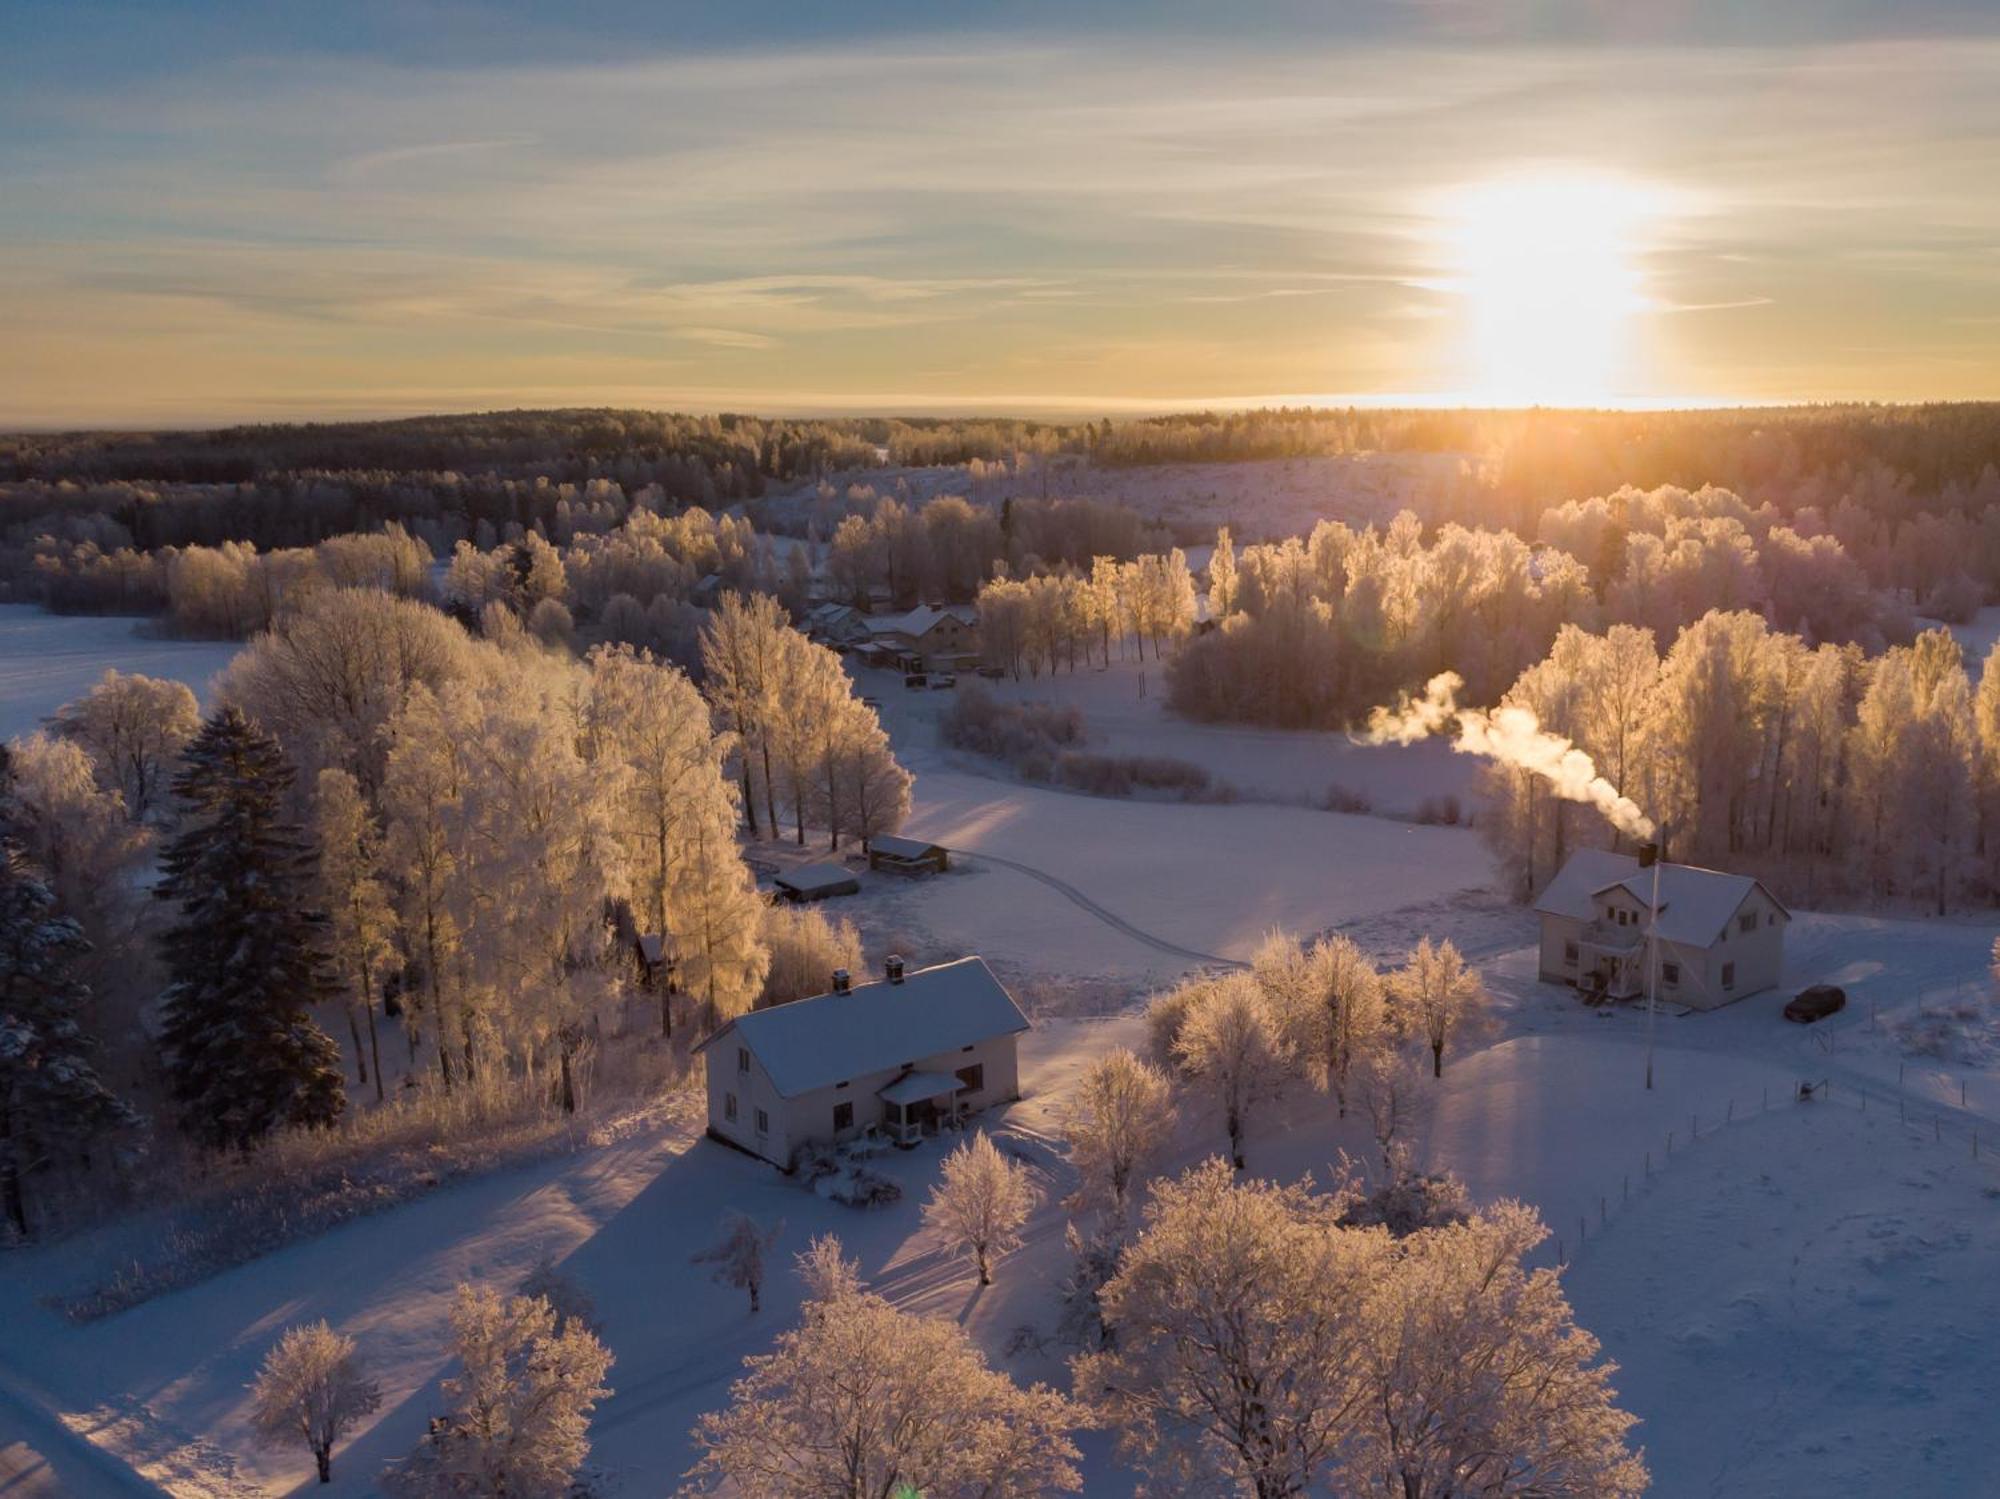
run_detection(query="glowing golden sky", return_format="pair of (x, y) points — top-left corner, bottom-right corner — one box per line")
(4, 7), (1998, 424)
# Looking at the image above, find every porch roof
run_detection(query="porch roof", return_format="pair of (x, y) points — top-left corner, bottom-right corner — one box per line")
(878, 1071), (962, 1106)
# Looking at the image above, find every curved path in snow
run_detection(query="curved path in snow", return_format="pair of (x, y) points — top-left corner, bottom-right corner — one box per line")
(943, 844), (1248, 971)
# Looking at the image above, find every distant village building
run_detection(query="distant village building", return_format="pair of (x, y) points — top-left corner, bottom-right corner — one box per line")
(1534, 849), (1789, 1009)
(804, 602), (869, 646)
(862, 603), (981, 668)
(696, 956), (1029, 1167)
(771, 862), (860, 903)
(867, 834), (950, 875)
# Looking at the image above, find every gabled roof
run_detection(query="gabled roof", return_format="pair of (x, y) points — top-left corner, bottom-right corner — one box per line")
(1532, 849), (1639, 921)
(869, 833), (945, 861)
(773, 862), (859, 895)
(862, 603), (976, 639)
(698, 957), (1028, 1098)
(1535, 849), (1790, 948)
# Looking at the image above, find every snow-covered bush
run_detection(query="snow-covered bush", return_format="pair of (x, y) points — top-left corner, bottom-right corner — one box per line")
(519, 1252), (600, 1337)
(828, 1166), (901, 1209)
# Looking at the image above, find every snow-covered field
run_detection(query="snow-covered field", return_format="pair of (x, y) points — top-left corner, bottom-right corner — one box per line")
(0, 605), (240, 741)
(872, 653), (1479, 813)
(7, 605), (2000, 1496)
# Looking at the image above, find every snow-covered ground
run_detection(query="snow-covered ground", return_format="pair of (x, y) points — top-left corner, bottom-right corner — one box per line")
(0, 605), (241, 741)
(8, 605), (2000, 1496)
(871, 653), (1478, 813)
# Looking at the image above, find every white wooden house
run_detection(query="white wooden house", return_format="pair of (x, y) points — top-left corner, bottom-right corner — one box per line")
(1534, 849), (1789, 1010)
(695, 956), (1028, 1168)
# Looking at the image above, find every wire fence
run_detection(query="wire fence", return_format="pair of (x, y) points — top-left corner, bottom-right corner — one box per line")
(1543, 1070), (2000, 1272)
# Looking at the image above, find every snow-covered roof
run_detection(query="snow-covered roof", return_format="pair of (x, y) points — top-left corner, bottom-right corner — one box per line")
(1535, 849), (1788, 948)
(773, 862), (859, 895)
(1532, 849), (1640, 921)
(700, 957), (1028, 1098)
(869, 833), (944, 860)
(862, 603), (977, 639)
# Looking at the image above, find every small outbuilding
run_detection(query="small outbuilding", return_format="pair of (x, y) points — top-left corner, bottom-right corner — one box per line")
(772, 862), (861, 903)
(696, 956), (1030, 1168)
(1534, 848), (1789, 1009)
(867, 834), (949, 876)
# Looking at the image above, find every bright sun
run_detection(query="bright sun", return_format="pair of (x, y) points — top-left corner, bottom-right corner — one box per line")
(1447, 171), (1666, 406)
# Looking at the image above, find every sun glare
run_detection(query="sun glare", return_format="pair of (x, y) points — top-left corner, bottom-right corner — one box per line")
(1447, 171), (1666, 407)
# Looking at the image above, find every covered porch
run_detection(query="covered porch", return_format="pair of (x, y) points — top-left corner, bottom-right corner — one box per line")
(878, 1070), (964, 1146)
(1579, 925), (1648, 1001)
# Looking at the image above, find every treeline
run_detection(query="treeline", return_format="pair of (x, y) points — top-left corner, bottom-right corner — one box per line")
(1482, 613), (2000, 914)
(1167, 519), (1593, 728)
(0, 585), (912, 1238)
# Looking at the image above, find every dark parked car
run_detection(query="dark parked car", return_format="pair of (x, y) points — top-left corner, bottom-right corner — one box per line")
(1783, 985), (1846, 1023)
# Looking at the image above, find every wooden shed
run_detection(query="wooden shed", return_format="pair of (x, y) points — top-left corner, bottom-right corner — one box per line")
(867, 834), (949, 876)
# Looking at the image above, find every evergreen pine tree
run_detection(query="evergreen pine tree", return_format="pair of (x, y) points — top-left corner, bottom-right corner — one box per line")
(0, 748), (137, 1239)
(156, 709), (344, 1150)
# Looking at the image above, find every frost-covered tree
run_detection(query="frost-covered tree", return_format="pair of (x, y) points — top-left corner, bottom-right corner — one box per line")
(1061, 1047), (1175, 1227)
(1209, 526), (1239, 618)
(1081, 1163), (1644, 1498)
(314, 768), (396, 1103)
(381, 1284), (612, 1499)
(1349, 1203), (1646, 1498)
(701, 590), (789, 836)
(1171, 974), (1290, 1171)
(1076, 1159), (1380, 1497)
(48, 669), (200, 821)
(1254, 931), (1385, 1118)
(156, 709), (344, 1150)
(1389, 937), (1486, 1078)
(691, 1210), (783, 1313)
(687, 1236), (1082, 1497)
(4, 731), (155, 1062)
(0, 818), (135, 1239)
(758, 904), (862, 1009)
(1361, 1047), (1435, 1170)
(674, 789), (770, 1036)
(248, 1320), (382, 1485)
(217, 588), (473, 798)
(924, 1131), (1035, 1286)
(380, 684), (468, 1088)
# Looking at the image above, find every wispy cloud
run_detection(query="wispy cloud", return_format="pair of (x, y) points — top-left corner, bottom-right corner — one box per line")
(3, 30), (1998, 420)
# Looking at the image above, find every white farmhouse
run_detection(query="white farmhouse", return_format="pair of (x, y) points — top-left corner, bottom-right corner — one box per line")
(695, 956), (1029, 1169)
(1534, 848), (1790, 1010)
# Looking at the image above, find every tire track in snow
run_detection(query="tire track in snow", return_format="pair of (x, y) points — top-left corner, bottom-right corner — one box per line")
(943, 846), (1247, 971)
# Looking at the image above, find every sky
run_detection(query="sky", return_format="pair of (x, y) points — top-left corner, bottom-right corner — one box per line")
(3, 0), (1998, 426)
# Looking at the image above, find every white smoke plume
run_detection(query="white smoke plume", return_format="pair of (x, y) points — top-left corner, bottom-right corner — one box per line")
(1356, 671), (1656, 840)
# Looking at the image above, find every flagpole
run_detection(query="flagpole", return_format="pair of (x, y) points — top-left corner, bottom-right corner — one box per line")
(1644, 827), (1664, 1091)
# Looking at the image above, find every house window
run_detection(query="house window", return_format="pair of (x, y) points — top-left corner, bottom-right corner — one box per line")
(1739, 912), (1756, 935)
(724, 1092), (738, 1122)
(1662, 961), (1680, 986)
(1721, 962), (1736, 990)
(1768, 913), (1777, 927)
(833, 1101), (854, 1132)
(737, 1046), (750, 1074)
(755, 1108), (770, 1135)
(956, 1063), (985, 1094)
(1563, 942), (1579, 964)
